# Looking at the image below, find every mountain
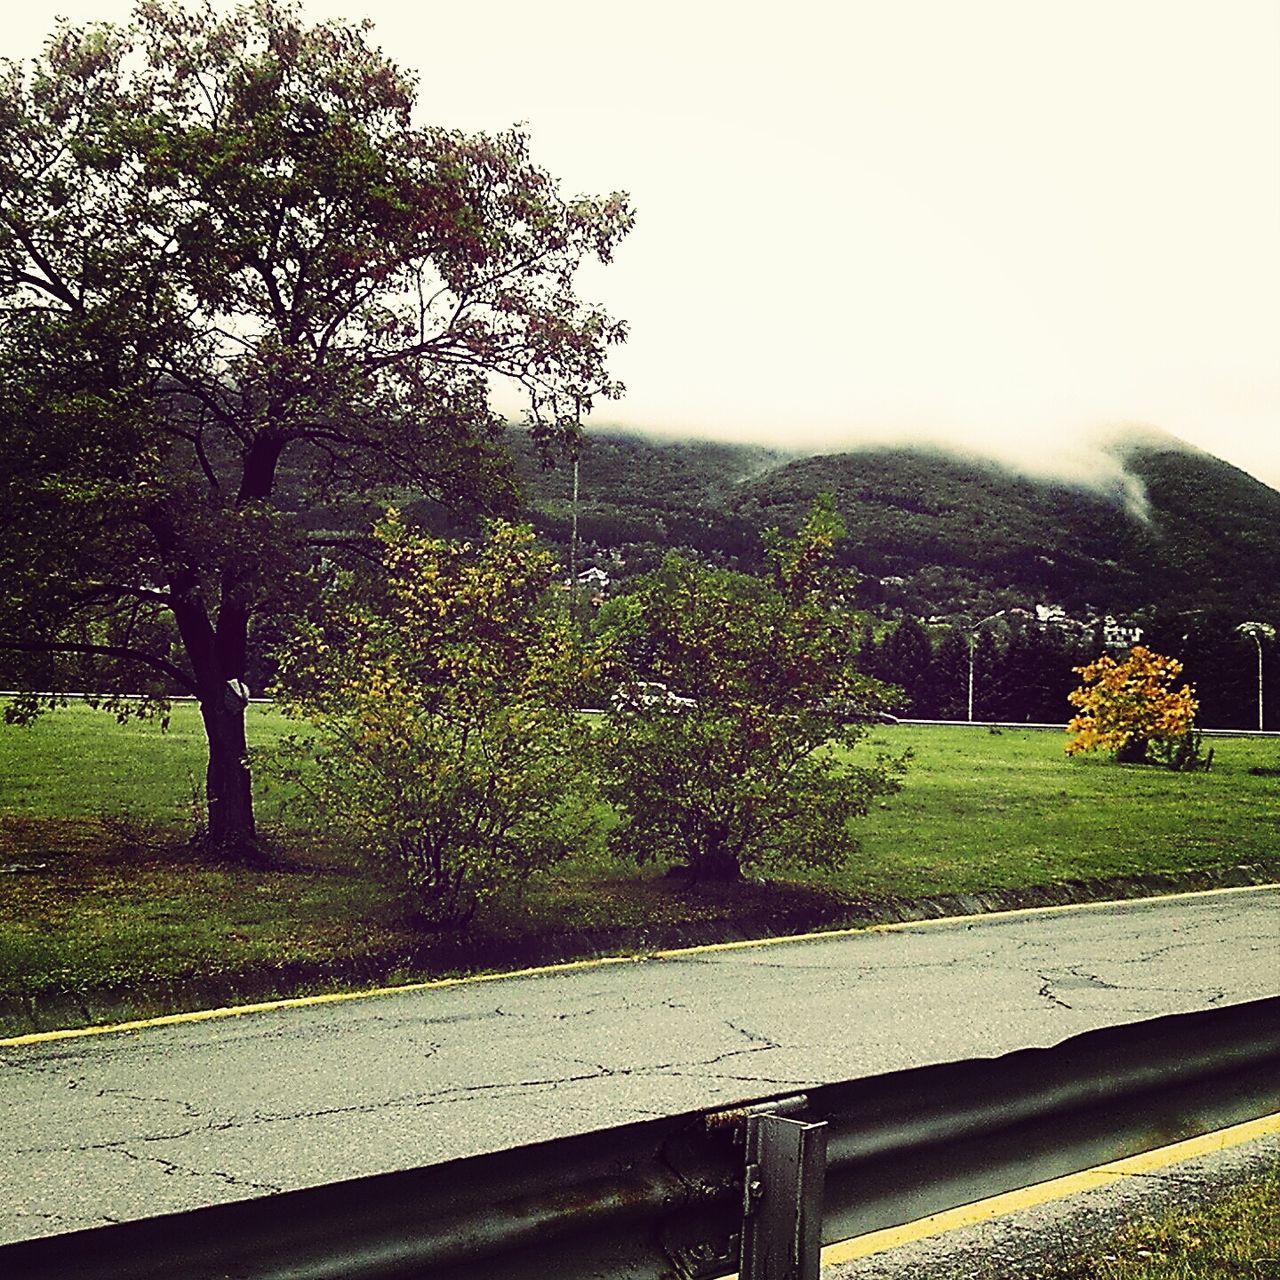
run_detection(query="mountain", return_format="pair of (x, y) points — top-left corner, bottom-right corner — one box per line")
(515, 429), (1280, 623)
(514, 432), (790, 578)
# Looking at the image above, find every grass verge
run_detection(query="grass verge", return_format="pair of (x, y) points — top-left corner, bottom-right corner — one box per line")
(1042, 1165), (1279, 1279)
(1, 705), (1278, 1034)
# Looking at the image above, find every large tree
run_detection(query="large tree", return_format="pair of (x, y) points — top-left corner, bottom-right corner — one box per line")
(0, 1), (631, 856)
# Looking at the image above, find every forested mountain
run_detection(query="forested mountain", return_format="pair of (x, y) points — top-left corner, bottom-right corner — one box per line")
(517, 428), (1280, 624)
(509, 427), (1278, 727)
(513, 432), (787, 577)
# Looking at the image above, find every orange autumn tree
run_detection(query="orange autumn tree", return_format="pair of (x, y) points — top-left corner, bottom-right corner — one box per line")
(1066, 646), (1199, 765)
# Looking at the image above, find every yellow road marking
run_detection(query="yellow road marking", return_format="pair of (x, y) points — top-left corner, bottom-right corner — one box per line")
(819, 1111), (1280, 1267)
(0, 954), (646, 1048)
(2, 882), (1275, 1048)
(652, 881), (1279, 959)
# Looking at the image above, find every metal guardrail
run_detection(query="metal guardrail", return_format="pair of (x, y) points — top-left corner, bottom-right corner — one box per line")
(893, 718), (1280, 737)
(5, 693), (1275, 735)
(4, 996), (1278, 1280)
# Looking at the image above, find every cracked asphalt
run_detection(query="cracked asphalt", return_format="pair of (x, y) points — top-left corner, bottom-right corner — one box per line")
(2, 886), (1277, 1244)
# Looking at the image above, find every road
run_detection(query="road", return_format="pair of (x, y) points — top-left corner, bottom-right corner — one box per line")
(2, 885), (1277, 1244)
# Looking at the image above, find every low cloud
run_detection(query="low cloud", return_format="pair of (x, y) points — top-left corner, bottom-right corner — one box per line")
(588, 415), (1201, 523)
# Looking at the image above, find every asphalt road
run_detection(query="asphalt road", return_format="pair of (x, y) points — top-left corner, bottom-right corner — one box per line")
(2, 886), (1277, 1244)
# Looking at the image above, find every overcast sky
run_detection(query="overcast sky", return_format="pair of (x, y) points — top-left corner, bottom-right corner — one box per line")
(11, 1), (1280, 488)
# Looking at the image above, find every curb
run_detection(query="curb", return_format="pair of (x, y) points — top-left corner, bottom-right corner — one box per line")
(2, 863), (1276, 1041)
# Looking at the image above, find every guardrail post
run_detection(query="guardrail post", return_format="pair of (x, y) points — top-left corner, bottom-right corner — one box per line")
(739, 1113), (828, 1280)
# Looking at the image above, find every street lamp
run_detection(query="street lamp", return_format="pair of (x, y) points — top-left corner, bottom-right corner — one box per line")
(1236, 622), (1276, 732)
(967, 610), (1006, 722)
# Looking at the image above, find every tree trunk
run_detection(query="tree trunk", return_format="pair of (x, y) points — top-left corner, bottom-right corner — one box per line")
(1115, 737), (1149, 764)
(689, 833), (746, 883)
(199, 692), (258, 862)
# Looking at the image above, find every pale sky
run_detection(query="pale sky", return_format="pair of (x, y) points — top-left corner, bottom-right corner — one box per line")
(11, 1), (1280, 488)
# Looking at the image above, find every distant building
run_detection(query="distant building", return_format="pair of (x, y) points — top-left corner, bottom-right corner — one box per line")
(1102, 615), (1143, 649)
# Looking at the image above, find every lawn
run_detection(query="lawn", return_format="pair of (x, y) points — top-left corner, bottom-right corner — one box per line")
(846, 724), (1280, 897)
(1, 703), (1277, 1027)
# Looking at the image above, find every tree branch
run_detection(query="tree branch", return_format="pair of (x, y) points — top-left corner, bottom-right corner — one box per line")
(0, 639), (196, 692)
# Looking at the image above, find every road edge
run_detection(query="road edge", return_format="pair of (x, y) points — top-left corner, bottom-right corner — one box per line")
(3, 877), (1276, 1048)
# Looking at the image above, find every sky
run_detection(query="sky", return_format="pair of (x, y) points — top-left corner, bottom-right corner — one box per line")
(10, 1), (1280, 489)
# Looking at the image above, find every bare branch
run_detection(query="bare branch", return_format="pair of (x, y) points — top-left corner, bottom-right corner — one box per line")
(0, 639), (196, 692)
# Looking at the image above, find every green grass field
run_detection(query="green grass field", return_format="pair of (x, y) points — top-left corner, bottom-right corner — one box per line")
(1, 703), (1277, 1020)
(849, 723), (1280, 896)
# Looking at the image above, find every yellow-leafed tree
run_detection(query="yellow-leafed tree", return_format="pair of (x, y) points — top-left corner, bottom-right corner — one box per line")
(269, 513), (601, 927)
(1066, 646), (1198, 765)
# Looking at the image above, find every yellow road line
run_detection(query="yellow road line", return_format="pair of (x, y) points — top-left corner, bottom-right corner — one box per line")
(819, 1111), (1280, 1267)
(0, 954), (646, 1048)
(652, 881), (1279, 959)
(3, 882), (1275, 1048)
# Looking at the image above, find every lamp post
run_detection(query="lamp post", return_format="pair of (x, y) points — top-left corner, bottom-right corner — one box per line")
(1236, 622), (1276, 732)
(967, 610), (1006, 722)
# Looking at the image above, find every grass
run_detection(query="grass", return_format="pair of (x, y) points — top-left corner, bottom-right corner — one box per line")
(0, 703), (298, 825)
(844, 724), (1280, 898)
(1, 704), (1278, 1024)
(1023, 1166), (1279, 1279)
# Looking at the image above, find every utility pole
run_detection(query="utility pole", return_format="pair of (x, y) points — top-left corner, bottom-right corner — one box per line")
(570, 453), (580, 585)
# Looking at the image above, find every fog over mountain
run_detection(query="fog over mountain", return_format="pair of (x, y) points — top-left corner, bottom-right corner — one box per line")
(512, 421), (1280, 626)
(585, 419), (1217, 523)
(12, 1), (1279, 495)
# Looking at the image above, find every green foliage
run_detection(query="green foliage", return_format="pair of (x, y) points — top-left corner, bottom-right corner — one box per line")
(0, 1), (632, 846)
(1148, 730), (1213, 773)
(598, 499), (906, 881)
(269, 515), (600, 925)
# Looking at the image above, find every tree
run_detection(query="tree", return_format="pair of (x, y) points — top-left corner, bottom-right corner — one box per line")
(877, 616), (932, 713)
(1066, 645), (1198, 764)
(930, 626), (970, 720)
(0, 1), (631, 857)
(270, 514), (599, 925)
(597, 499), (906, 882)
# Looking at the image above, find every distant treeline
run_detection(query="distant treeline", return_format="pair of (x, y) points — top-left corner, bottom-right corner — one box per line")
(865, 611), (1277, 729)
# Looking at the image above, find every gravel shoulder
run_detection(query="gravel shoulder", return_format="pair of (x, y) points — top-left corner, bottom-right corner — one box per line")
(822, 1124), (1280, 1279)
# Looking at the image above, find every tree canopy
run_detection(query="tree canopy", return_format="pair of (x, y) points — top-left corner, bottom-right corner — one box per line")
(0, 0), (631, 854)
(1066, 646), (1198, 764)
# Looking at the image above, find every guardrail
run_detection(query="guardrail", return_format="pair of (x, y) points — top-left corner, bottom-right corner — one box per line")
(892, 718), (1280, 737)
(7, 693), (1275, 735)
(5, 996), (1278, 1280)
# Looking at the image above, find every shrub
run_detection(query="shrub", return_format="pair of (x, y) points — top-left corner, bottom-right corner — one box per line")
(269, 514), (599, 926)
(1066, 646), (1199, 766)
(597, 498), (906, 882)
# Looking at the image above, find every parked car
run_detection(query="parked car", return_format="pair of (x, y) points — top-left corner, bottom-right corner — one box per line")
(611, 680), (696, 713)
(820, 699), (900, 725)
